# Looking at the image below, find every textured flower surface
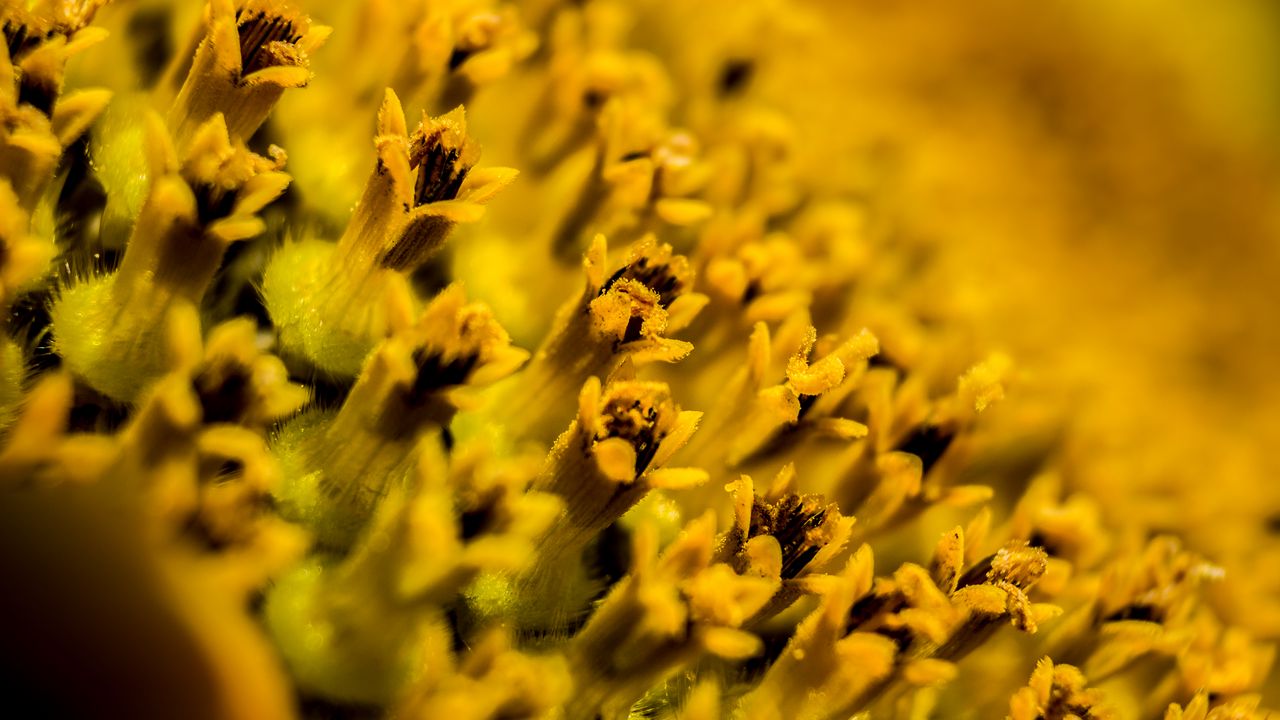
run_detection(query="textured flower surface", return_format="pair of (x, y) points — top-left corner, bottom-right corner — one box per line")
(1, 0), (1277, 718)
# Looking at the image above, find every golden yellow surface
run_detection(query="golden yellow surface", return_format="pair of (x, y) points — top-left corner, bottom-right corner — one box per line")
(763, 0), (1280, 634)
(5, 0), (1280, 716)
(645, 0), (1280, 699)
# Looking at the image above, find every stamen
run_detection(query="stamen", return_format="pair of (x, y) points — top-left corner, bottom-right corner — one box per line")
(235, 9), (302, 76)
(191, 181), (239, 224)
(404, 348), (480, 401)
(749, 493), (836, 579)
(410, 129), (471, 206)
(597, 394), (664, 474)
(374, 107), (487, 271)
(600, 255), (685, 309)
(167, 0), (325, 144)
(2, 19), (37, 61)
(192, 362), (252, 424)
(895, 424), (956, 476)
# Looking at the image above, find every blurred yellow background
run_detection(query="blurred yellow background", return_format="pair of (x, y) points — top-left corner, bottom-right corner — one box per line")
(635, 0), (1280, 650)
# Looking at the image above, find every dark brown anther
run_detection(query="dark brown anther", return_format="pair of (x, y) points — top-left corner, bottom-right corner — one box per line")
(235, 9), (301, 76)
(582, 88), (607, 110)
(601, 256), (684, 309)
(955, 553), (996, 591)
(459, 505), (495, 540)
(16, 75), (56, 116)
(405, 348), (480, 401)
(845, 592), (892, 634)
(1027, 531), (1062, 558)
(447, 46), (473, 71)
(1265, 513), (1280, 534)
(373, 115), (480, 270)
(1101, 603), (1164, 624)
(3, 1), (101, 61)
(795, 393), (820, 420)
(844, 590), (916, 655)
(597, 396), (665, 474)
(2, 19), (36, 60)
(3, 4), (103, 117)
(718, 59), (754, 96)
(410, 129), (471, 206)
(895, 424), (955, 475)
(192, 182), (239, 224)
(619, 314), (645, 346)
(750, 494), (834, 579)
(192, 362), (253, 424)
